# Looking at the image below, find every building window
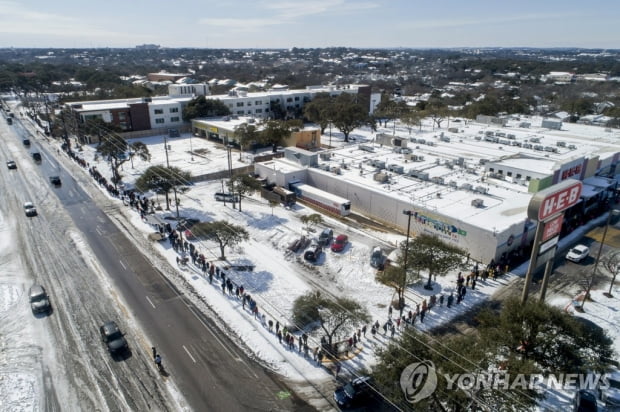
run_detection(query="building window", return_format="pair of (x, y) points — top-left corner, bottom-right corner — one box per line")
(118, 113), (127, 121)
(154, 109), (163, 114)
(236, 102), (244, 107)
(170, 107), (179, 113)
(237, 111), (244, 115)
(155, 118), (165, 124)
(507, 171), (512, 177)
(255, 100), (262, 105)
(255, 108), (262, 113)
(247, 102), (252, 106)
(294, 96), (300, 101)
(526, 176), (531, 181)
(171, 116), (180, 122)
(516, 174), (522, 179)
(286, 97), (293, 102)
(489, 168), (494, 172)
(498, 170), (503, 174)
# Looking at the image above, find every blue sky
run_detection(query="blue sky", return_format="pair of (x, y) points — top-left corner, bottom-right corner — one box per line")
(0, 0), (618, 49)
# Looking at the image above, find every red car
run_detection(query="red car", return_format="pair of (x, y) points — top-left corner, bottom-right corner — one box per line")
(331, 234), (348, 252)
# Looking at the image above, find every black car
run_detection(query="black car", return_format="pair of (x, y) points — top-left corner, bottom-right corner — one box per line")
(100, 321), (129, 354)
(334, 376), (375, 409)
(573, 389), (597, 411)
(6, 160), (17, 169)
(304, 242), (322, 262)
(23, 138), (30, 146)
(29, 284), (52, 314)
(32, 152), (42, 162)
(49, 176), (61, 186)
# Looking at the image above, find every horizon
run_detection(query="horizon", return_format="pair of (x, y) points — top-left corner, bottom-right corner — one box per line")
(1, 0), (618, 49)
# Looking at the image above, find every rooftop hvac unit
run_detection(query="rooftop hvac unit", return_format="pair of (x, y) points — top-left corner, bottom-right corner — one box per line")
(475, 186), (488, 194)
(319, 153), (331, 160)
(431, 177), (445, 184)
(471, 199), (485, 208)
(449, 180), (457, 187)
(388, 164), (404, 174)
(331, 166), (341, 175)
(371, 160), (386, 169)
(359, 144), (375, 152)
(460, 183), (473, 191)
(320, 164), (330, 171)
(374, 172), (388, 183)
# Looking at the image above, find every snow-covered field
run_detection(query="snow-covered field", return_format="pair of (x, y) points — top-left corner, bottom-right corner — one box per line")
(2, 113), (619, 410)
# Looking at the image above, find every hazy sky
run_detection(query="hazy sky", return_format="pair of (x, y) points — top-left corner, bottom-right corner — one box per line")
(1, 0), (618, 49)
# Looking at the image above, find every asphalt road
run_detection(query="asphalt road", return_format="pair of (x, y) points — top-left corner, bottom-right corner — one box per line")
(6, 114), (314, 411)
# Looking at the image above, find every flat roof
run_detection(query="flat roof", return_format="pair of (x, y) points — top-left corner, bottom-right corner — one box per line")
(302, 115), (620, 232)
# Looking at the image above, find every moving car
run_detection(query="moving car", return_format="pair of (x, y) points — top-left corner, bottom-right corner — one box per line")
(49, 175), (61, 186)
(331, 234), (348, 252)
(100, 321), (129, 354)
(23, 202), (37, 217)
(572, 389), (597, 411)
(333, 376), (374, 409)
(599, 369), (620, 409)
(6, 160), (17, 169)
(29, 285), (51, 314)
(566, 244), (590, 263)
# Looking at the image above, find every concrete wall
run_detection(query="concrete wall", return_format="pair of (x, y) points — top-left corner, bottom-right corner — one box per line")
(305, 168), (506, 263)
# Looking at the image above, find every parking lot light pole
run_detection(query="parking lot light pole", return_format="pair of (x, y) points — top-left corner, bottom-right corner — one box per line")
(580, 209), (619, 311)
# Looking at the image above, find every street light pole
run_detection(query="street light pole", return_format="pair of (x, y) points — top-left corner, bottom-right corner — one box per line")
(164, 134), (180, 219)
(401, 210), (414, 309)
(580, 209), (619, 311)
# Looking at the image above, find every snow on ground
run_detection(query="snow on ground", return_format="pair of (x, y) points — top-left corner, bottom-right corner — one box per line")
(5, 111), (618, 410)
(69, 125), (521, 384)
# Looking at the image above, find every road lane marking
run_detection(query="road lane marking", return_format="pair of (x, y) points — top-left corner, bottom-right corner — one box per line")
(119, 260), (126, 270)
(145, 296), (156, 309)
(183, 345), (197, 363)
(95, 227), (103, 236)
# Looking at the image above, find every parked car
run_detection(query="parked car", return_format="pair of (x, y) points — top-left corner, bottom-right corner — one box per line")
(331, 234), (348, 252)
(304, 241), (323, 262)
(566, 244), (590, 263)
(32, 152), (42, 162)
(29, 285), (51, 314)
(370, 246), (386, 269)
(318, 228), (334, 246)
(599, 369), (620, 409)
(99, 321), (129, 354)
(22, 138), (30, 146)
(333, 376), (375, 409)
(49, 175), (61, 186)
(573, 389), (597, 411)
(23, 202), (37, 217)
(6, 160), (16, 169)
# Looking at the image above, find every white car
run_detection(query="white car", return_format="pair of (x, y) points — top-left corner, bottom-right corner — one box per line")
(23, 202), (37, 217)
(566, 244), (589, 262)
